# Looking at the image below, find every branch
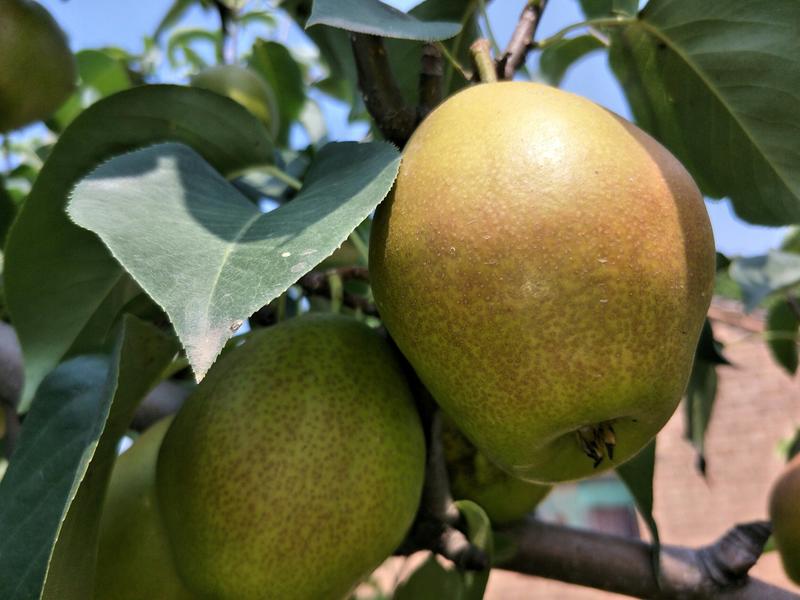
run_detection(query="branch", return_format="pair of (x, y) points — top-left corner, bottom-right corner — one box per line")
(297, 267), (378, 316)
(351, 33), (417, 147)
(497, 0), (548, 80)
(130, 380), (190, 432)
(395, 377), (487, 570)
(418, 43), (443, 120)
(499, 519), (796, 599)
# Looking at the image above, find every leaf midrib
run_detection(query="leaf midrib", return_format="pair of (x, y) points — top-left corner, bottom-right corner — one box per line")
(636, 16), (796, 201)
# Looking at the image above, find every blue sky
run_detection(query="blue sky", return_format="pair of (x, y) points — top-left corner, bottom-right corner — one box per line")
(37, 0), (788, 256)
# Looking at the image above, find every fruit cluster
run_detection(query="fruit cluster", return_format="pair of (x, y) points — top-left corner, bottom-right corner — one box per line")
(93, 82), (723, 598)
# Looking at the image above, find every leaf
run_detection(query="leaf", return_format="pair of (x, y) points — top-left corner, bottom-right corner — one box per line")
(49, 49), (134, 132)
(539, 35), (605, 86)
(609, 0), (800, 225)
(308, 0), (461, 41)
(386, 0), (479, 105)
(167, 28), (221, 68)
(455, 500), (493, 600)
(393, 555), (463, 600)
(729, 252), (800, 311)
(68, 141), (400, 380)
(580, 0), (639, 18)
(684, 354), (718, 475)
(393, 501), (491, 600)
(0, 182), (16, 248)
(616, 440), (660, 572)
(155, 0), (203, 39)
(694, 319), (729, 366)
(0, 316), (178, 600)
(248, 40), (306, 146)
(766, 298), (800, 375)
(4, 85), (273, 409)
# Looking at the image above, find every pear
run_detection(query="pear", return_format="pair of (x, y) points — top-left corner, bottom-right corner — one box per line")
(94, 416), (193, 600)
(157, 314), (426, 600)
(769, 454), (800, 585)
(442, 417), (550, 525)
(191, 65), (279, 139)
(0, 0), (76, 132)
(370, 81), (715, 483)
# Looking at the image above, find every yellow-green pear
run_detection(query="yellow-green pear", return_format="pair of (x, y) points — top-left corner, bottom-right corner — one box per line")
(191, 65), (279, 139)
(769, 453), (800, 585)
(0, 0), (76, 132)
(442, 417), (550, 525)
(157, 314), (425, 600)
(94, 416), (193, 600)
(370, 82), (715, 483)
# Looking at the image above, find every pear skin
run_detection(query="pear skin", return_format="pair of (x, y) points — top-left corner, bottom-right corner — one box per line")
(94, 416), (193, 600)
(157, 314), (425, 600)
(770, 453), (800, 585)
(442, 417), (550, 525)
(0, 0), (76, 132)
(370, 81), (715, 483)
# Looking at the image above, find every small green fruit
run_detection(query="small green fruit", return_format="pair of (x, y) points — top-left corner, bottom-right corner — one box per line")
(769, 454), (800, 585)
(442, 417), (550, 525)
(191, 65), (279, 139)
(157, 314), (426, 600)
(0, 0), (76, 132)
(370, 82), (715, 483)
(94, 416), (193, 600)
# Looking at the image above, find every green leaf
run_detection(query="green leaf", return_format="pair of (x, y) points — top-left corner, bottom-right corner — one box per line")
(0, 316), (178, 600)
(392, 502), (491, 600)
(729, 252), (800, 311)
(4, 85), (273, 409)
(308, 0), (461, 41)
(167, 28), (221, 68)
(539, 35), (605, 86)
(0, 182), (16, 249)
(248, 40), (306, 146)
(386, 0), (479, 106)
(49, 49), (134, 132)
(616, 440), (660, 572)
(393, 555), (463, 600)
(766, 298), (800, 375)
(609, 0), (800, 225)
(684, 354), (718, 475)
(580, 0), (639, 18)
(68, 141), (400, 380)
(694, 319), (729, 366)
(155, 0), (203, 39)
(455, 500), (493, 600)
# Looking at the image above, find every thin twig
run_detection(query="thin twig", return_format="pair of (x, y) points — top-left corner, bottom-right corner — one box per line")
(350, 33), (417, 147)
(497, 0), (548, 80)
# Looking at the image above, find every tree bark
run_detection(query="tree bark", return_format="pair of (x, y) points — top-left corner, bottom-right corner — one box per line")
(499, 519), (798, 599)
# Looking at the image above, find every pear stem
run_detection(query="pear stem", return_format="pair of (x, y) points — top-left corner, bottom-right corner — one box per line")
(469, 39), (498, 83)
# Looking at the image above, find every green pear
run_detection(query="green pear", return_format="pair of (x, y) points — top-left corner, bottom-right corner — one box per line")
(157, 314), (426, 600)
(442, 417), (550, 525)
(95, 416), (194, 600)
(0, 0), (76, 132)
(769, 454), (800, 585)
(370, 81), (715, 483)
(191, 65), (279, 139)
